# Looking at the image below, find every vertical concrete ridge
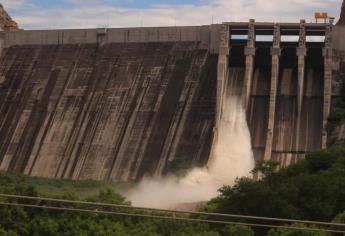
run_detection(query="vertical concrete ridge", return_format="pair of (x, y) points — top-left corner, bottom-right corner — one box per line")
(295, 20), (307, 156)
(212, 24), (230, 160)
(322, 24), (333, 148)
(264, 23), (281, 161)
(243, 19), (256, 113)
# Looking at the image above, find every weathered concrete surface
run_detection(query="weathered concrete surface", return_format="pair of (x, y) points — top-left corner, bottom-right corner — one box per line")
(332, 26), (345, 51)
(3, 25), (222, 54)
(338, 0), (345, 25)
(0, 42), (217, 181)
(263, 24), (281, 161)
(328, 48), (345, 145)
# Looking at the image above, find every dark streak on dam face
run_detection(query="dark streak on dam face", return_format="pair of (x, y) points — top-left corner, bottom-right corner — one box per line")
(0, 22), (344, 180)
(0, 42), (217, 181)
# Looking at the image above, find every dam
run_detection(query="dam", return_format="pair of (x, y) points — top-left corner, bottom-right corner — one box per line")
(0, 18), (344, 181)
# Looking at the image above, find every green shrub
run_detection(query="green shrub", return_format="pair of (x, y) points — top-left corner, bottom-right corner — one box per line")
(166, 157), (193, 176)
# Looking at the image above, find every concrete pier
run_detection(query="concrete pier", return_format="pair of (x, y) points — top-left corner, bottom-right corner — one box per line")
(322, 24), (333, 148)
(216, 24), (230, 129)
(243, 19), (256, 112)
(264, 24), (281, 161)
(297, 20), (307, 117)
(295, 20), (307, 153)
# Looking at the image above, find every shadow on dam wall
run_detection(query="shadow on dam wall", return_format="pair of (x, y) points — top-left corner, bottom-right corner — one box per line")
(0, 42), (217, 181)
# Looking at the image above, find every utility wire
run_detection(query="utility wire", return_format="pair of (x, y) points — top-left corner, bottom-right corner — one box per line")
(0, 193), (344, 228)
(0, 202), (344, 234)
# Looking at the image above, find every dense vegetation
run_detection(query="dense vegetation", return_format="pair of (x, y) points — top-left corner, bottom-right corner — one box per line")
(205, 146), (345, 235)
(1, 146), (345, 235)
(166, 156), (193, 176)
(207, 146), (345, 221)
(0, 172), (221, 236)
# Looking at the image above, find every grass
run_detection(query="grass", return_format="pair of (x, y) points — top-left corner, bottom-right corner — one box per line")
(0, 171), (135, 199)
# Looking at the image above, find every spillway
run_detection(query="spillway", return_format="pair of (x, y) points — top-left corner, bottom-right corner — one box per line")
(128, 60), (254, 209)
(216, 21), (334, 168)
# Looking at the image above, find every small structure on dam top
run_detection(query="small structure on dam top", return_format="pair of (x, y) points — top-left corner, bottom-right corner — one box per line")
(0, 3), (345, 180)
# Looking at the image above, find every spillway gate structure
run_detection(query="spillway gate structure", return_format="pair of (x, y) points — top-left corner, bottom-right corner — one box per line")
(216, 20), (332, 166)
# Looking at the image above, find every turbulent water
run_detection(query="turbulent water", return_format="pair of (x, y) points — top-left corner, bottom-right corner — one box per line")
(127, 69), (255, 209)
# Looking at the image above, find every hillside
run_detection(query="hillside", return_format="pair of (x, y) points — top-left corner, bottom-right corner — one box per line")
(0, 4), (19, 31)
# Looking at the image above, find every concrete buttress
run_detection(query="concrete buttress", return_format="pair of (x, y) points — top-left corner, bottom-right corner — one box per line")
(243, 19), (256, 113)
(215, 24), (230, 140)
(322, 24), (333, 148)
(264, 23), (281, 161)
(295, 20), (307, 154)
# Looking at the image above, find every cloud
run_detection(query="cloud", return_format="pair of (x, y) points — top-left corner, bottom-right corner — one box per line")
(1, 0), (27, 10)
(2, 0), (342, 29)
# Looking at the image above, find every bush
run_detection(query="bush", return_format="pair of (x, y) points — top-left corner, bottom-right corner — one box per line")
(267, 224), (331, 236)
(166, 157), (193, 176)
(206, 146), (345, 222)
(222, 224), (254, 236)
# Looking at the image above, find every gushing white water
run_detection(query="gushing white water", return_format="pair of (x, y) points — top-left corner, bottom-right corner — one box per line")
(127, 75), (255, 209)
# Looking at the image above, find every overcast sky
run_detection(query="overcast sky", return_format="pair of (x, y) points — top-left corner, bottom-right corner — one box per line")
(1, 0), (343, 29)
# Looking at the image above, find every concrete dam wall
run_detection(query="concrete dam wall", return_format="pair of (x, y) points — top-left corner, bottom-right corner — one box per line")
(0, 41), (217, 181)
(0, 22), (343, 180)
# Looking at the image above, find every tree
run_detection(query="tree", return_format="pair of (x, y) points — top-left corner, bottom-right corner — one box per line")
(0, 226), (18, 236)
(267, 224), (331, 236)
(206, 146), (345, 222)
(0, 206), (29, 236)
(214, 178), (299, 219)
(222, 224), (254, 236)
(30, 217), (59, 236)
(252, 160), (279, 178)
(87, 189), (128, 205)
(332, 211), (345, 235)
(333, 211), (345, 223)
(128, 221), (160, 236)
(86, 219), (129, 236)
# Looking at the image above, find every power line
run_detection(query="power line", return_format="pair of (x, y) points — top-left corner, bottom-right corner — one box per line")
(0, 202), (344, 234)
(0, 193), (344, 228)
